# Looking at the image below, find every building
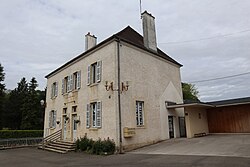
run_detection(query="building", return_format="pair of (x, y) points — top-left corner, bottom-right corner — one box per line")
(167, 97), (250, 138)
(44, 11), (184, 151)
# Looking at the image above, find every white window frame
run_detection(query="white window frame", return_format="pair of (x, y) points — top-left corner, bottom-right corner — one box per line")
(73, 71), (81, 90)
(87, 61), (102, 85)
(136, 101), (144, 126)
(49, 110), (57, 128)
(86, 101), (102, 128)
(51, 82), (58, 98)
(62, 76), (68, 94)
(77, 71), (81, 89)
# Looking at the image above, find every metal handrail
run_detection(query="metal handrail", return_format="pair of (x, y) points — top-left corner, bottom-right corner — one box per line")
(42, 129), (62, 148)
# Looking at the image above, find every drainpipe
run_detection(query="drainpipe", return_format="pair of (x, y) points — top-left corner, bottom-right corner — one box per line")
(117, 39), (123, 153)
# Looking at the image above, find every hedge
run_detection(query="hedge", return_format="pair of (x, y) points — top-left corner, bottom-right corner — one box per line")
(0, 130), (44, 139)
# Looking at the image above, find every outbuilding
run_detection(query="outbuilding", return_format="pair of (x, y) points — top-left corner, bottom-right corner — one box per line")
(167, 97), (250, 138)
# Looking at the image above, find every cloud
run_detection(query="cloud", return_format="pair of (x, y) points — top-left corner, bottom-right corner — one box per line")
(0, 0), (250, 101)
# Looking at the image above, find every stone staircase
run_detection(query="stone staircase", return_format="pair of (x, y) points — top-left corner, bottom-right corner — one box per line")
(38, 129), (76, 154)
(38, 140), (76, 154)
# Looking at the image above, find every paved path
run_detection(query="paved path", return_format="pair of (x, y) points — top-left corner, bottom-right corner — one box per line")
(0, 147), (250, 167)
(131, 134), (250, 158)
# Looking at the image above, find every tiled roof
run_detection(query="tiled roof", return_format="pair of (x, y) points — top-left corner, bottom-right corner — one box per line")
(115, 26), (182, 67)
(46, 26), (182, 78)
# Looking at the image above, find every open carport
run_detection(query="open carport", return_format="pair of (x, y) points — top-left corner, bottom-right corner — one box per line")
(131, 134), (250, 157)
(166, 97), (250, 138)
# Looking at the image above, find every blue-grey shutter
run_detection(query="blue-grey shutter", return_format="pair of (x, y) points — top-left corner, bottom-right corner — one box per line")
(87, 65), (90, 85)
(67, 76), (70, 92)
(53, 111), (57, 128)
(70, 74), (73, 91)
(96, 101), (102, 128)
(96, 61), (102, 82)
(86, 104), (90, 128)
(62, 79), (64, 94)
(49, 111), (52, 128)
(50, 84), (53, 98)
(77, 71), (81, 89)
(55, 82), (58, 96)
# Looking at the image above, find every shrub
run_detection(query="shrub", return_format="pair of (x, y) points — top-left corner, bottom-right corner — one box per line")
(92, 138), (102, 155)
(102, 138), (116, 154)
(76, 136), (116, 155)
(76, 136), (94, 152)
(0, 130), (43, 139)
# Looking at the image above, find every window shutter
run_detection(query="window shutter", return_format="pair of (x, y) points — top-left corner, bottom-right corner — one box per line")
(86, 104), (90, 128)
(70, 74), (73, 91)
(96, 101), (102, 128)
(139, 103), (143, 125)
(51, 84), (53, 98)
(96, 61), (102, 82)
(53, 111), (57, 128)
(87, 65), (90, 85)
(55, 82), (58, 96)
(62, 79), (64, 94)
(67, 76), (70, 92)
(136, 102), (139, 126)
(77, 71), (81, 89)
(49, 111), (52, 128)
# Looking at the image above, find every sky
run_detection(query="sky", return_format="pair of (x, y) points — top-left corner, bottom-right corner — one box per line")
(0, 0), (250, 102)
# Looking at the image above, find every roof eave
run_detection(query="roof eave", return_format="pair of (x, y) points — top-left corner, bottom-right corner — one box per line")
(45, 35), (117, 79)
(116, 36), (182, 67)
(167, 103), (214, 109)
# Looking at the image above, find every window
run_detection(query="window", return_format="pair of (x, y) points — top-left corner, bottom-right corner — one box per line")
(72, 106), (77, 113)
(87, 61), (102, 85)
(62, 76), (68, 94)
(136, 101), (144, 126)
(73, 71), (81, 90)
(49, 110), (57, 128)
(62, 71), (81, 94)
(63, 108), (67, 114)
(51, 82), (58, 98)
(86, 101), (102, 128)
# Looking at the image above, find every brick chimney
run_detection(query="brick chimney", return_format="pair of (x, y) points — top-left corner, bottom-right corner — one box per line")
(85, 32), (97, 51)
(141, 11), (157, 52)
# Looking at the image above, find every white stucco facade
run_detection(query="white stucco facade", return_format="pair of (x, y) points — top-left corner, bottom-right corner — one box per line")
(44, 11), (184, 150)
(44, 40), (184, 150)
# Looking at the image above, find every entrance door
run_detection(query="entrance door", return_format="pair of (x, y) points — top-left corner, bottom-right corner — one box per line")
(63, 116), (67, 140)
(179, 117), (187, 137)
(72, 115), (77, 141)
(168, 116), (174, 138)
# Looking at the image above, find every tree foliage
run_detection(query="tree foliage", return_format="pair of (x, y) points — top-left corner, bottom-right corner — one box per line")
(0, 63), (6, 129)
(1, 74), (45, 130)
(182, 82), (200, 102)
(21, 77), (43, 130)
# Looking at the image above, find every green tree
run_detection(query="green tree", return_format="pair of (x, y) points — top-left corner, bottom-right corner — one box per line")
(3, 77), (45, 130)
(3, 78), (28, 129)
(0, 63), (6, 129)
(21, 77), (39, 129)
(182, 82), (199, 102)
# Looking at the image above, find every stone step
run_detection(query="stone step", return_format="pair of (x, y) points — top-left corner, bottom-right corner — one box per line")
(38, 145), (67, 154)
(53, 140), (76, 146)
(44, 144), (71, 152)
(48, 142), (75, 149)
(38, 140), (76, 154)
